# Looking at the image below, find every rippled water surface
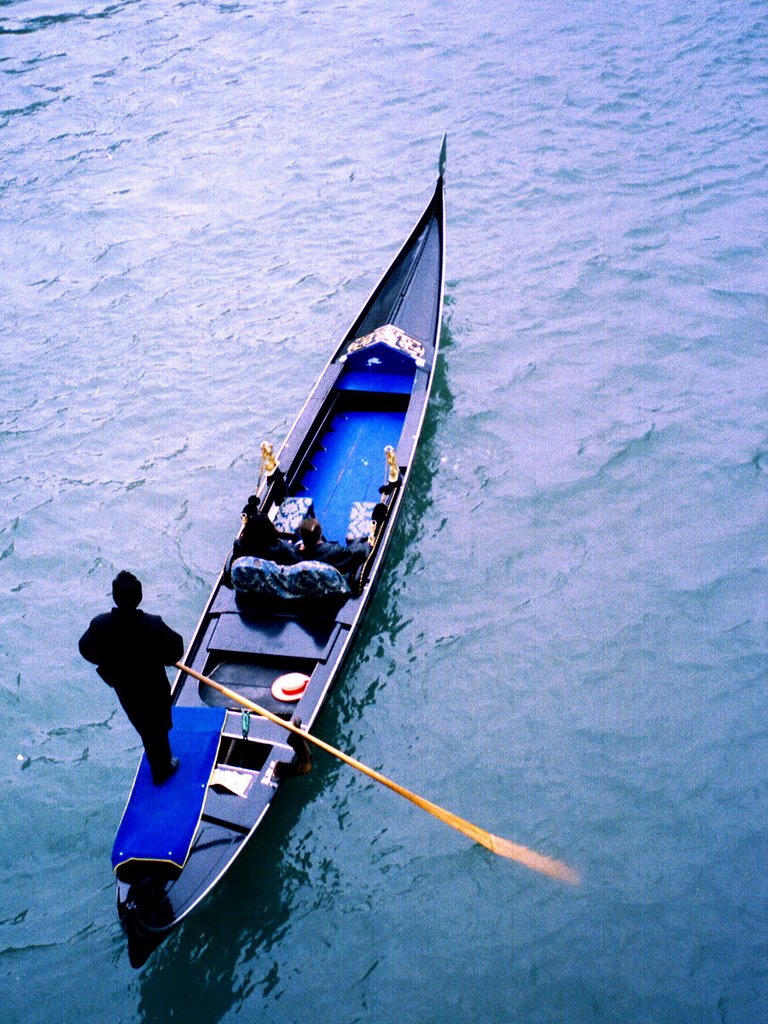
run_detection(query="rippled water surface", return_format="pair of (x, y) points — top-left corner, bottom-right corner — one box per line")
(2, 2), (767, 1022)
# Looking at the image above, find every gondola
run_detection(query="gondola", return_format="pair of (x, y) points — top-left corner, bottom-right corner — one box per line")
(113, 139), (447, 967)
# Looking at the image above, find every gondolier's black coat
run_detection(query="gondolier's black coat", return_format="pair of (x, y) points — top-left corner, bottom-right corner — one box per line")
(79, 608), (184, 750)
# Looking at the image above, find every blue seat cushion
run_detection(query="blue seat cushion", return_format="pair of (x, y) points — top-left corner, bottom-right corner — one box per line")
(231, 556), (350, 600)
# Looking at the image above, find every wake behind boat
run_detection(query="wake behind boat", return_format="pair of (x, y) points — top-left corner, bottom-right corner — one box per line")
(114, 141), (447, 967)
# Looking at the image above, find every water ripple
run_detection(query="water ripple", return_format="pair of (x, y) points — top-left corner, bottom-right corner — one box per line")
(1, 1), (767, 1021)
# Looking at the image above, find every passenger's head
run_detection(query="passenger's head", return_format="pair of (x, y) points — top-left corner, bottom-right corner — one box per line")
(241, 495), (260, 521)
(243, 512), (279, 547)
(299, 517), (322, 549)
(112, 570), (142, 610)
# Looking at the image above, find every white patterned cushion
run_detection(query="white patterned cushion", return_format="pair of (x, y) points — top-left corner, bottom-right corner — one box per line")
(271, 496), (313, 535)
(347, 501), (377, 541)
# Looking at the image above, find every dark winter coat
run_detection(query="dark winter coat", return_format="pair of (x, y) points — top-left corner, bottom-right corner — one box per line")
(232, 534), (301, 566)
(297, 539), (369, 580)
(78, 608), (184, 736)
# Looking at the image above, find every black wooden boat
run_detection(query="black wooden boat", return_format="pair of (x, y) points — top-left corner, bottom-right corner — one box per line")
(114, 141), (447, 967)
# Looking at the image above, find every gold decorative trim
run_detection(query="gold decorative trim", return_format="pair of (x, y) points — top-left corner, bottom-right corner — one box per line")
(260, 441), (279, 477)
(385, 445), (399, 484)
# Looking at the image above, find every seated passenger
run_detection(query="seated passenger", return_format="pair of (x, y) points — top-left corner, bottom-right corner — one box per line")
(295, 517), (369, 581)
(233, 502), (300, 566)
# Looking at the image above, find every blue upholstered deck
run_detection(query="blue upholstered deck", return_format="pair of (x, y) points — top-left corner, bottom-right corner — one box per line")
(336, 370), (415, 394)
(111, 706), (227, 880)
(297, 408), (405, 543)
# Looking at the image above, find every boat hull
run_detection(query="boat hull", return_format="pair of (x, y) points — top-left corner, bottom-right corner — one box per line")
(115, 158), (446, 966)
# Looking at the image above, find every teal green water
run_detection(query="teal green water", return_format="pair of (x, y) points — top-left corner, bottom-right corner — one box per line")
(2, 2), (767, 1022)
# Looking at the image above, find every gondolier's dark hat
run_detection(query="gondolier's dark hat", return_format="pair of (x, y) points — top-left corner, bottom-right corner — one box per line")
(112, 570), (142, 610)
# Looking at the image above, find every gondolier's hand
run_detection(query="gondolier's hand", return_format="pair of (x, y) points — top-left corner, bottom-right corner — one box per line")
(274, 716), (313, 779)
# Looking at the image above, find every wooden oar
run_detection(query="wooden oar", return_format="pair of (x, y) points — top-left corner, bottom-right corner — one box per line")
(174, 662), (580, 884)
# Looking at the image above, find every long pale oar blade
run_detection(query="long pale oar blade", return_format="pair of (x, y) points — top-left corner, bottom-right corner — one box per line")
(175, 662), (580, 884)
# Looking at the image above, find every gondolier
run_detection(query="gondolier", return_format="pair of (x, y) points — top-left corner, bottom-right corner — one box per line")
(79, 571), (185, 784)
